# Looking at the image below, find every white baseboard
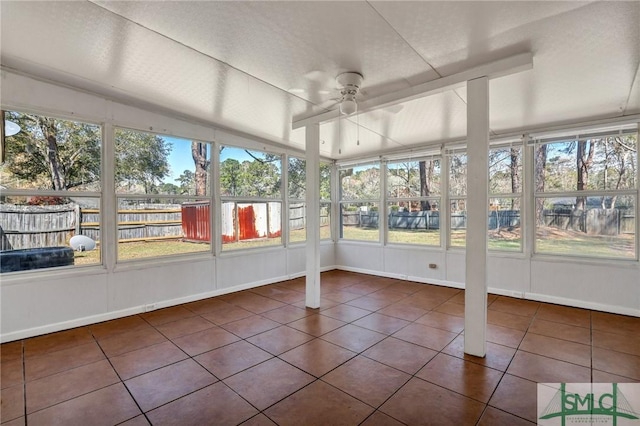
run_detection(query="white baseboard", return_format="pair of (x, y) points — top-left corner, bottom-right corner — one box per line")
(525, 292), (640, 317)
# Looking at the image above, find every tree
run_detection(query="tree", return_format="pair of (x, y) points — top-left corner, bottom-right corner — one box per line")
(535, 144), (547, 224)
(219, 158), (242, 196)
(191, 141), (210, 196)
(115, 128), (171, 194)
(176, 170), (195, 195)
(3, 111), (101, 190)
(419, 160), (436, 210)
(575, 139), (595, 210)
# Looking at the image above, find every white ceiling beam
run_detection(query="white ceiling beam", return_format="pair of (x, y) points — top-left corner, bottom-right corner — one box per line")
(292, 52), (533, 130)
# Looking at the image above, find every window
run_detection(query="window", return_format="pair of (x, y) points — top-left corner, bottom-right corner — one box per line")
(339, 162), (380, 242)
(489, 145), (522, 251)
(386, 158), (441, 246)
(220, 146), (282, 250)
(534, 128), (637, 259)
(115, 128), (211, 261)
(448, 152), (467, 248)
(0, 111), (102, 272)
(287, 159), (332, 244)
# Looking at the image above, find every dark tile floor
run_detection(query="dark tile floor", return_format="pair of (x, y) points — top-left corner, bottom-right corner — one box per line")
(1, 271), (639, 425)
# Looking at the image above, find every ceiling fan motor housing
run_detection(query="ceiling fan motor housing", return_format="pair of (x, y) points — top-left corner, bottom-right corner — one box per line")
(336, 72), (364, 93)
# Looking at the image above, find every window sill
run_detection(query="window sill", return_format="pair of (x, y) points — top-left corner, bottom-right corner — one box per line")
(0, 264), (108, 286)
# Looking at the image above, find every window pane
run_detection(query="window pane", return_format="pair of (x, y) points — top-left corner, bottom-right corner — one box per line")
(221, 201), (282, 250)
(320, 202), (331, 240)
(0, 196), (101, 271)
(117, 198), (210, 261)
(387, 159), (441, 198)
(340, 163), (380, 201)
(387, 201), (440, 246)
(450, 199), (466, 247)
(489, 147), (522, 194)
(220, 146), (281, 198)
(2, 111), (101, 191)
(535, 135), (638, 193)
(536, 196), (635, 259)
(449, 153), (467, 197)
(320, 163), (331, 201)
(489, 198), (521, 251)
(340, 202), (379, 241)
(288, 157), (305, 199)
(289, 202), (306, 243)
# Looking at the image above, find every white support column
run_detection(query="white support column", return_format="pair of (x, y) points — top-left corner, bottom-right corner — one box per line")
(102, 123), (116, 272)
(305, 123), (321, 308)
(464, 76), (489, 357)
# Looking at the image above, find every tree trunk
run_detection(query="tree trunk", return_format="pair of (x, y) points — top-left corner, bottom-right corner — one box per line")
(419, 160), (432, 211)
(192, 141), (209, 196)
(534, 145), (547, 225)
(510, 147), (520, 209)
(576, 140), (594, 211)
(41, 118), (66, 190)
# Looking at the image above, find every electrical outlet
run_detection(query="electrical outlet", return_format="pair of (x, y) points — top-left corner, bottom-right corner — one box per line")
(428, 263), (437, 269)
(144, 303), (157, 312)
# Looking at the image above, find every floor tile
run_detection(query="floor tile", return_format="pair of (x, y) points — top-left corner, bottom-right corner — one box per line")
(265, 380), (373, 426)
(172, 326), (240, 356)
(201, 305), (255, 325)
(396, 295), (445, 311)
(260, 305), (313, 324)
(25, 341), (105, 381)
(90, 317), (150, 341)
(247, 326), (314, 355)
(110, 341), (188, 380)
(97, 326), (167, 358)
(279, 338), (355, 377)
(377, 303), (428, 321)
(506, 350), (591, 383)
(287, 314), (346, 337)
(195, 340), (272, 379)
(146, 382), (258, 426)
(488, 310), (533, 331)
(486, 324), (526, 348)
(229, 294), (286, 314)
(27, 383), (140, 426)
(0, 342), (22, 364)
(250, 285), (305, 304)
(352, 313), (410, 335)
(125, 359), (216, 412)
(346, 296), (392, 311)
(592, 369), (639, 383)
(416, 353), (503, 403)
(224, 358), (314, 410)
(24, 327), (94, 358)
(221, 315), (281, 339)
(380, 377), (485, 426)
(322, 290), (364, 303)
(2, 417), (25, 426)
(367, 288), (408, 303)
(535, 304), (590, 328)
(1, 360), (23, 389)
(140, 306), (196, 326)
(592, 329), (640, 356)
(183, 298), (229, 316)
(519, 333), (591, 367)
(442, 335), (516, 372)
(392, 323), (458, 351)
(322, 356), (410, 407)
(477, 406), (535, 425)
(154, 316), (215, 339)
(343, 283), (384, 296)
(240, 413), (277, 426)
(591, 311), (640, 337)
(119, 415), (151, 426)
(415, 311), (465, 333)
(26, 359), (119, 413)
(527, 317), (591, 345)
(321, 324), (387, 353)
(488, 374), (538, 423)
(489, 297), (540, 317)
(362, 337), (437, 375)
(1, 384), (24, 423)
(360, 411), (405, 426)
(592, 346), (640, 380)
(320, 304), (372, 322)
(433, 300), (466, 317)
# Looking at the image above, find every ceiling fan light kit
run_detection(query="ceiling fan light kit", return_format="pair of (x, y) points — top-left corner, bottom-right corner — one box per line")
(336, 72), (363, 116)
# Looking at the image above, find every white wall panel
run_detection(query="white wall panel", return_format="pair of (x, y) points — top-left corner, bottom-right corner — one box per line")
(336, 242), (383, 272)
(216, 250), (288, 290)
(487, 256), (530, 297)
(383, 246), (445, 281)
(446, 251), (466, 284)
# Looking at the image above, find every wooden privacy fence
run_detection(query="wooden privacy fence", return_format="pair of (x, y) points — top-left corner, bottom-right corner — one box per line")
(0, 204), (78, 250)
(543, 208), (635, 235)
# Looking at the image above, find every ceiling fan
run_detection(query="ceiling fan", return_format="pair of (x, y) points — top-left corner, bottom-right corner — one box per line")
(289, 71), (364, 115)
(334, 72), (364, 116)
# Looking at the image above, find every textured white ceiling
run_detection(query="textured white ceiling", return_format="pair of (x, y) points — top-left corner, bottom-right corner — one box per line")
(1, 1), (638, 159)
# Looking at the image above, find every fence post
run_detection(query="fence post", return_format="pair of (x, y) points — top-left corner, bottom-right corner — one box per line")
(75, 204), (81, 235)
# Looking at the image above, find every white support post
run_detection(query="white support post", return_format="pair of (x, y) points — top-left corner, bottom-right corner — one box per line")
(305, 123), (321, 308)
(464, 76), (489, 357)
(102, 123), (116, 272)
